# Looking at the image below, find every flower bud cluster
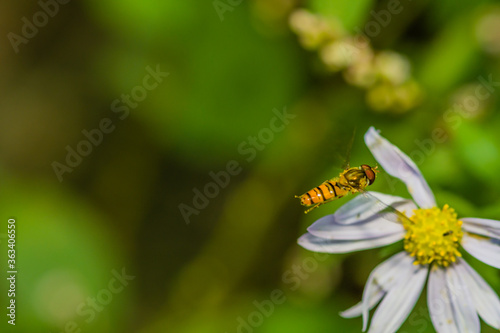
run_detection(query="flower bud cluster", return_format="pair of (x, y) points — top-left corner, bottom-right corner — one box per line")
(289, 9), (422, 113)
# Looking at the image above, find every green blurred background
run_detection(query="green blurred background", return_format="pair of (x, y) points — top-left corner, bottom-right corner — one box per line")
(1, 0), (499, 332)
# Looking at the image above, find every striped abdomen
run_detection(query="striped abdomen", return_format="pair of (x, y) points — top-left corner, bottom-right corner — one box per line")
(296, 165), (378, 213)
(298, 179), (348, 207)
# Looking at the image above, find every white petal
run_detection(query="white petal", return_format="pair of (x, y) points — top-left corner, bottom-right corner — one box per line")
(364, 127), (436, 208)
(307, 212), (405, 240)
(339, 292), (384, 319)
(428, 268), (454, 333)
(334, 191), (412, 225)
(340, 252), (409, 321)
(368, 194), (417, 226)
(361, 252), (413, 330)
(298, 231), (404, 254)
(367, 257), (427, 333)
(461, 233), (500, 268)
(428, 264), (480, 333)
(462, 218), (500, 240)
(456, 258), (500, 329)
(462, 217), (500, 230)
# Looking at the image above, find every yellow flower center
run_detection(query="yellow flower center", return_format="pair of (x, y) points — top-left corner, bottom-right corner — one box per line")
(403, 204), (463, 267)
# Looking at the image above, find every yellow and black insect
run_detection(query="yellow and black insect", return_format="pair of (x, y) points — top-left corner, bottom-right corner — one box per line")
(295, 164), (378, 213)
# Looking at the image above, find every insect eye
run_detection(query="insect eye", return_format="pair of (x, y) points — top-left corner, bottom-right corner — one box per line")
(364, 167), (376, 185)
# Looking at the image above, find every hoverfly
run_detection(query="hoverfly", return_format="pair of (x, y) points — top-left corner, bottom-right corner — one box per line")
(295, 164), (379, 213)
(297, 169), (454, 237)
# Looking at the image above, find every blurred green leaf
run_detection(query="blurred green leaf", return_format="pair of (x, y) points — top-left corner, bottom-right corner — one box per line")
(454, 121), (500, 185)
(0, 177), (127, 332)
(309, 0), (374, 30)
(85, 0), (197, 37)
(417, 13), (480, 96)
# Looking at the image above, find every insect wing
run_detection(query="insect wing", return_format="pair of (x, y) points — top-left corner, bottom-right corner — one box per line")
(358, 190), (416, 226)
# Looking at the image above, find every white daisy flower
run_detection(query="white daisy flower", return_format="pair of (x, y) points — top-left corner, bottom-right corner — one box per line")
(298, 126), (500, 333)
